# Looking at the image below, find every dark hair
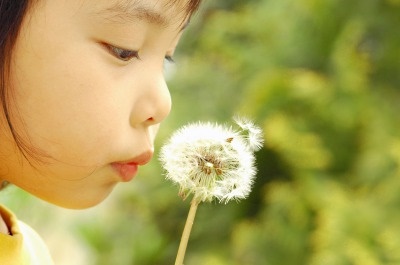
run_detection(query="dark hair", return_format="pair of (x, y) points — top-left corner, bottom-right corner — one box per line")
(0, 0), (36, 161)
(0, 0), (201, 162)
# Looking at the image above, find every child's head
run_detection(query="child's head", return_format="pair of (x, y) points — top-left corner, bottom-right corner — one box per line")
(0, 0), (201, 208)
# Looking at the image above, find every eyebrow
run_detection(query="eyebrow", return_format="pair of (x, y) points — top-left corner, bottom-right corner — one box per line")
(98, 1), (177, 28)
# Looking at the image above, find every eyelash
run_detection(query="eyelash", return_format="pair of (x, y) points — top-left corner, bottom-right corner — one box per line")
(105, 44), (175, 64)
(164, 55), (175, 64)
(106, 44), (140, 61)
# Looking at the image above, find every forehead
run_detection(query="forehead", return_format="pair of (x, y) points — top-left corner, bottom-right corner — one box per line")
(92, 0), (192, 27)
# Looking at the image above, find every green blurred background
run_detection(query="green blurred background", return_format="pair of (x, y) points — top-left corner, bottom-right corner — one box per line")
(2, 0), (400, 264)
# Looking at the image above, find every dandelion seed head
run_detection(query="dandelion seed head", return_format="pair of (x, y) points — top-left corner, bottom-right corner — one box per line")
(160, 118), (263, 203)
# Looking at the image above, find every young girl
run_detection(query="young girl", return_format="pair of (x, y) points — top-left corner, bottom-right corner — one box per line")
(0, 0), (201, 263)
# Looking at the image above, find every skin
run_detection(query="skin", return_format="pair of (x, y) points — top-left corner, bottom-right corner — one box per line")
(0, 0), (190, 218)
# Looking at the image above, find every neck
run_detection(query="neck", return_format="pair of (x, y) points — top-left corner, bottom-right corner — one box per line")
(0, 214), (9, 235)
(0, 180), (11, 234)
(0, 180), (9, 190)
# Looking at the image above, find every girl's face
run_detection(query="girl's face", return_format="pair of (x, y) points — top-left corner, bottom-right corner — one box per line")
(0, 0), (189, 208)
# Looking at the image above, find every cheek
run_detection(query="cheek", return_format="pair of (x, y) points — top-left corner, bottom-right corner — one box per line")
(11, 43), (131, 165)
(6, 1), (137, 166)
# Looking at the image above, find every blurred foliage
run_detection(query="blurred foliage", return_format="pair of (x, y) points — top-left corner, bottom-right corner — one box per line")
(3, 0), (400, 264)
(164, 0), (400, 264)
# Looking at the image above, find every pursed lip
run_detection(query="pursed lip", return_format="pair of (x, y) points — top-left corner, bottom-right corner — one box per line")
(112, 151), (153, 182)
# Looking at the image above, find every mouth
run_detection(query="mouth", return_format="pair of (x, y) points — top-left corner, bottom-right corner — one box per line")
(112, 151), (153, 182)
(111, 162), (139, 182)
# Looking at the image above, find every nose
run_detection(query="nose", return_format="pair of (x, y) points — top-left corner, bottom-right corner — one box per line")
(129, 73), (171, 127)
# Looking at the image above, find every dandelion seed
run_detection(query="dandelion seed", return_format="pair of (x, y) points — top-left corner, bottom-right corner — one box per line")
(233, 115), (264, 151)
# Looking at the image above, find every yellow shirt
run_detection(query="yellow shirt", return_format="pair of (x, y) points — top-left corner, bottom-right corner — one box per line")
(0, 204), (54, 265)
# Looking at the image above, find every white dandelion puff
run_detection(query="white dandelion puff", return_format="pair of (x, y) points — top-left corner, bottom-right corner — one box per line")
(160, 117), (263, 265)
(160, 118), (263, 204)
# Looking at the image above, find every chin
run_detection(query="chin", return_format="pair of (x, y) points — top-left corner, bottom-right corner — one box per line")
(43, 186), (116, 210)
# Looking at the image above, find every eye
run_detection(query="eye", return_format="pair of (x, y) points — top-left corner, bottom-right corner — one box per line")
(105, 44), (140, 61)
(163, 55), (175, 69)
(164, 55), (175, 64)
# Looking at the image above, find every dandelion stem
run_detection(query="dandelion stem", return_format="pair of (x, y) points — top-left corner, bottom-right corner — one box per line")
(175, 199), (199, 265)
